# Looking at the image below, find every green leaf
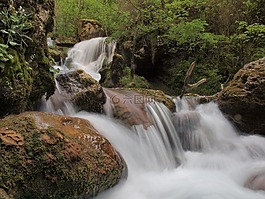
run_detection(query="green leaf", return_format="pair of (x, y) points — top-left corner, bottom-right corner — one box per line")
(9, 41), (19, 46)
(0, 44), (8, 49)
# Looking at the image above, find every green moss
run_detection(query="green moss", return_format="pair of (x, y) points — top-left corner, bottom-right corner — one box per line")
(0, 48), (32, 115)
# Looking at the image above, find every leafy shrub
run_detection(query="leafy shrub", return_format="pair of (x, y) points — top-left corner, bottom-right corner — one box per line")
(0, 4), (33, 48)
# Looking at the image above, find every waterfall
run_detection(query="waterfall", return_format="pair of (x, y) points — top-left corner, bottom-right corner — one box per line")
(75, 101), (265, 199)
(41, 38), (265, 199)
(66, 37), (116, 81)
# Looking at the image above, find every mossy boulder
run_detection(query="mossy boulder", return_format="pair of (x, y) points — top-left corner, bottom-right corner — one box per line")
(218, 57), (265, 134)
(0, 111), (125, 199)
(0, 48), (32, 116)
(0, 0), (56, 113)
(55, 70), (106, 113)
(128, 88), (175, 112)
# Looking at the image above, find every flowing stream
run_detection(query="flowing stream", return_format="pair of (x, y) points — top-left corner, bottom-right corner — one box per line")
(42, 38), (265, 199)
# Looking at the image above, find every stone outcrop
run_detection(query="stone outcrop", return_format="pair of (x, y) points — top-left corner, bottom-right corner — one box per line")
(19, 0), (56, 108)
(0, 48), (33, 116)
(0, 0), (55, 116)
(218, 57), (265, 134)
(55, 70), (106, 113)
(0, 111), (125, 199)
(77, 19), (105, 41)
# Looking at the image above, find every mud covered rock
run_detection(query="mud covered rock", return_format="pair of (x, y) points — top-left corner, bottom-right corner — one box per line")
(218, 57), (265, 134)
(0, 111), (125, 199)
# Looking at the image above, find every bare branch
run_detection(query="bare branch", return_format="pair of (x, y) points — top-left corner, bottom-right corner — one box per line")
(187, 78), (207, 90)
(180, 61), (196, 98)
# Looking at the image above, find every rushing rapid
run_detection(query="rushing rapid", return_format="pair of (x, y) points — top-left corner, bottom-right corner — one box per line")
(75, 100), (265, 199)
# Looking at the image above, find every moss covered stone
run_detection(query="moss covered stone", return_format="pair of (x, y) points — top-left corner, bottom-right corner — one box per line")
(128, 88), (176, 112)
(0, 49), (32, 116)
(55, 70), (106, 113)
(0, 111), (125, 199)
(218, 57), (265, 134)
(0, 0), (56, 112)
(77, 19), (106, 41)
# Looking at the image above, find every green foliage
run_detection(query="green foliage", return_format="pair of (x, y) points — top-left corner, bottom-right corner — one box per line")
(54, 0), (265, 95)
(0, 5), (33, 48)
(0, 44), (14, 62)
(0, 4), (34, 72)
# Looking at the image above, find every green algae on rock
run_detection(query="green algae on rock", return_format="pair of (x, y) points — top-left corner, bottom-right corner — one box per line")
(0, 112), (125, 199)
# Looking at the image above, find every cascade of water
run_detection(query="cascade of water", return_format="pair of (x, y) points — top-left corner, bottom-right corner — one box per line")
(39, 80), (76, 115)
(173, 99), (239, 152)
(40, 37), (265, 198)
(144, 101), (185, 165)
(74, 102), (265, 199)
(67, 37), (116, 81)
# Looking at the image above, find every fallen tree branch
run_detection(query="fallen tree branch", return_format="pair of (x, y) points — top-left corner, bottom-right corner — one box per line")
(180, 62), (207, 98)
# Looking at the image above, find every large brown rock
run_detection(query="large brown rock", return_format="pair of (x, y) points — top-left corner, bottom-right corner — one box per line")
(0, 111), (125, 199)
(103, 88), (175, 128)
(218, 57), (265, 134)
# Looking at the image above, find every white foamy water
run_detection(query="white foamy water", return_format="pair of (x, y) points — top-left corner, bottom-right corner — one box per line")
(74, 101), (265, 199)
(67, 37), (116, 81)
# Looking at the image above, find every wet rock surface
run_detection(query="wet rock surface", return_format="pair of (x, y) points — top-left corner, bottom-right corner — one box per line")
(54, 70), (106, 113)
(0, 111), (125, 199)
(103, 88), (175, 128)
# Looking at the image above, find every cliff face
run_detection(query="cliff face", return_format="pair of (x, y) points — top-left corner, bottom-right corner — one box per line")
(0, 0), (55, 116)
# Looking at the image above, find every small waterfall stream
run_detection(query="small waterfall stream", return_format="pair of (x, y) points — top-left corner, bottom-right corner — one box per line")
(42, 38), (265, 199)
(58, 37), (116, 81)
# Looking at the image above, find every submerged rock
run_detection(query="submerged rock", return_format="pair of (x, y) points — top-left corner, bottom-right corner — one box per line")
(0, 111), (125, 199)
(55, 70), (106, 113)
(218, 57), (265, 134)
